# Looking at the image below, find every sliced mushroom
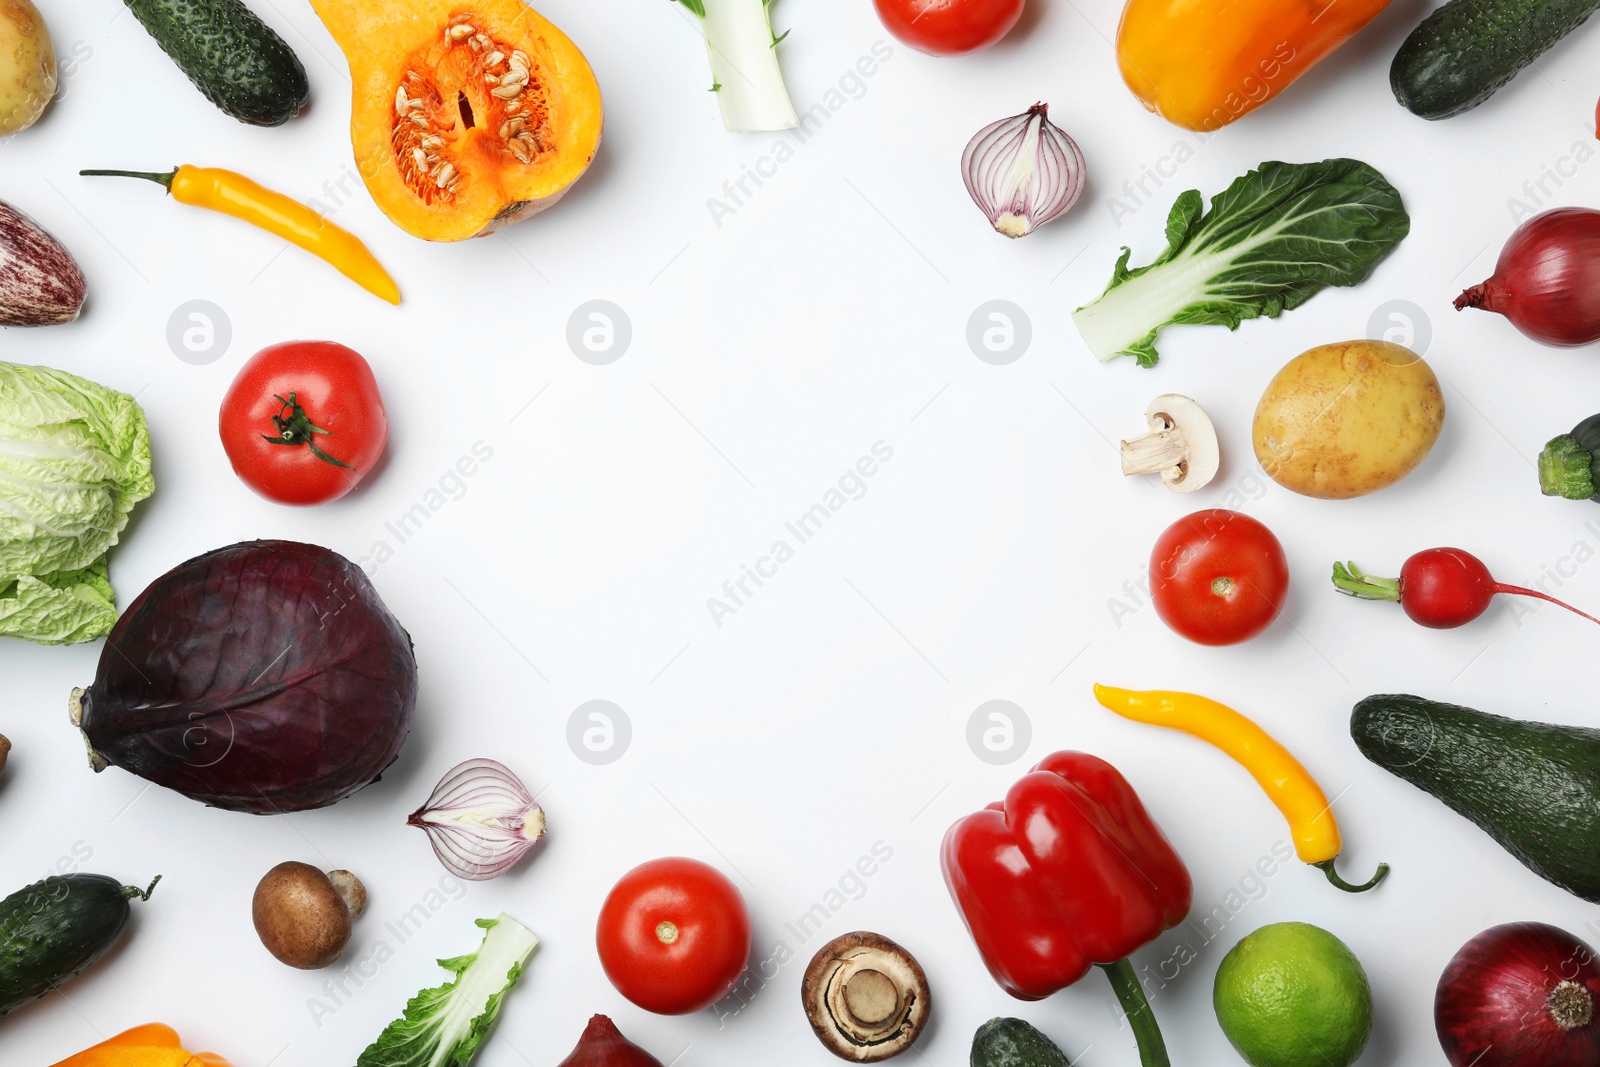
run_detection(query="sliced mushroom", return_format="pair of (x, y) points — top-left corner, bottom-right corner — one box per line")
(1119, 394), (1220, 492)
(252, 861), (367, 969)
(801, 931), (931, 1061)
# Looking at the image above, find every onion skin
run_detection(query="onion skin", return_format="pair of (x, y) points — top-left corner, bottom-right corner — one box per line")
(556, 1015), (665, 1067)
(76, 540), (416, 814)
(1455, 208), (1600, 347)
(1436, 921), (1600, 1067)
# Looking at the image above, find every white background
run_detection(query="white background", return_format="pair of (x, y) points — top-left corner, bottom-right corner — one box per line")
(5, 0), (1600, 1064)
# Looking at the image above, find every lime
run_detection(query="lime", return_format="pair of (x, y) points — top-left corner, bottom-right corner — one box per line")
(1213, 921), (1373, 1067)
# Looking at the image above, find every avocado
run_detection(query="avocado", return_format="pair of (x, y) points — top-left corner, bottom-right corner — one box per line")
(1352, 694), (1600, 901)
(971, 1017), (1072, 1067)
(124, 0), (309, 126)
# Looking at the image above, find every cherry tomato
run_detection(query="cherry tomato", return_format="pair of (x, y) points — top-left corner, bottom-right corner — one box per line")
(873, 0), (1024, 55)
(596, 857), (751, 1015)
(1149, 509), (1289, 646)
(219, 341), (387, 506)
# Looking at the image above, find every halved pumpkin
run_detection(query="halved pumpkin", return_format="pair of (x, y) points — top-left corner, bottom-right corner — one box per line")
(310, 0), (602, 241)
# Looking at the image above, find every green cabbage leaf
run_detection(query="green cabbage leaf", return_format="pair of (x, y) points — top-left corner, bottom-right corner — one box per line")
(1073, 159), (1411, 367)
(0, 362), (153, 644)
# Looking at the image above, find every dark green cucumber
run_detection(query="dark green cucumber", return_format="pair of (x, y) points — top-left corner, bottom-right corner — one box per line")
(1539, 413), (1600, 502)
(1391, 0), (1600, 119)
(0, 873), (158, 1017)
(971, 1018), (1072, 1067)
(124, 0), (309, 126)
(1352, 695), (1600, 901)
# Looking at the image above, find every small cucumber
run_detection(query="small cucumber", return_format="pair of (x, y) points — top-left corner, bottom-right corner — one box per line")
(123, 0), (309, 126)
(1391, 0), (1600, 119)
(0, 873), (159, 1017)
(971, 1017), (1072, 1067)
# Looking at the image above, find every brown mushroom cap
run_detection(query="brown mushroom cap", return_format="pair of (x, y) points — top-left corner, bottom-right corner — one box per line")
(252, 861), (365, 969)
(801, 931), (931, 1061)
(0, 733), (10, 778)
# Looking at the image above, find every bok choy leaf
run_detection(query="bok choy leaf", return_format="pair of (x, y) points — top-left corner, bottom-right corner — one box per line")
(1073, 159), (1411, 367)
(357, 913), (539, 1067)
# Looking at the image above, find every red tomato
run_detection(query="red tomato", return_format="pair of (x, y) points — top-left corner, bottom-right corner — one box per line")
(873, 0), (1024, 55)
(1149, 509), (1289, 646)
(596, 857), (751, 1015)
(219, 341), (387, 506)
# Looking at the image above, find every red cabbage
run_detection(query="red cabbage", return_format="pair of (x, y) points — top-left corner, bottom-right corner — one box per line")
(70, 540), (416, 814)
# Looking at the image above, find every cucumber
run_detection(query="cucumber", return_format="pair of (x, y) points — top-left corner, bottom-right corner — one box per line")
(1391, 0), (1600, 119)
(123, 0), (309, 126)
(0, 873), (158, 1017)
(1352, 694), (1600, 901)
(1538, 412), (1600, 502)
(970, 1017), (1072, 1067)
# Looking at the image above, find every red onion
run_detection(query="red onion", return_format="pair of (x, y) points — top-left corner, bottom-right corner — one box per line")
(408, 758), (546, 881)
(1436, 921), (1600, 1067)
(962, 103), (1086, 238)
(1455, 208), (1600, 346)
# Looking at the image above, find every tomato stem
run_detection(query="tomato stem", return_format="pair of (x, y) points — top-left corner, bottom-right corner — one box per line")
(262, 392), (355, 470)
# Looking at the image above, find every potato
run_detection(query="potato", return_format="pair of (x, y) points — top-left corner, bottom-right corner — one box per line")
(1253, 339), (1444, 499)
(0, 0), (55, 136)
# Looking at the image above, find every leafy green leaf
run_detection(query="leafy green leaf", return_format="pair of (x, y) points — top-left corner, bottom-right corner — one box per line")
(1073, 159), (1411, 366)
(0, 362), (153, 643)
(357, 914), (539, 1067)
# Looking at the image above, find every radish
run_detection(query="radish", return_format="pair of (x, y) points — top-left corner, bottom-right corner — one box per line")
(1331, 547), (1600, 629)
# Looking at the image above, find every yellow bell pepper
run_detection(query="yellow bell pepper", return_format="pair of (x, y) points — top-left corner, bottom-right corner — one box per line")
(1093, 684), (1390, 893)
(50, 1023), (233, 1067)
(1116, 0), (1392, 130)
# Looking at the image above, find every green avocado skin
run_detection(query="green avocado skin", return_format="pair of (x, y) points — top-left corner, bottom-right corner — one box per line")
(1352, 695), (1600, 902)
(971, 1018), (1072, 1067)
(1390, 0), (1600, 119)
(124, 0), (310, 126)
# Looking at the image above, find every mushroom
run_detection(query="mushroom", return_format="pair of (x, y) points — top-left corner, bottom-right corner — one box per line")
(801, 931), (931, 1061)
(252, 861), (367, 969)
(1119, 394), (1220, 492)
(0, 733), (9, 778)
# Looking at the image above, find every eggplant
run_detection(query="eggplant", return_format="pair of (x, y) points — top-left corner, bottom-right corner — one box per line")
(70, 540), (417, 814)
(0, 199), (85, 326)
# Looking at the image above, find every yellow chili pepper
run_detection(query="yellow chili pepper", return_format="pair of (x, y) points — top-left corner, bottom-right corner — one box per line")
(80, 166), (400, 305)
(50, 1023), (232, 1067)
(1093, 684), (1389, 894)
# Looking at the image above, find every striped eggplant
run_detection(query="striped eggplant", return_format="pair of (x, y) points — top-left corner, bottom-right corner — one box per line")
(0, 199), (85, 326)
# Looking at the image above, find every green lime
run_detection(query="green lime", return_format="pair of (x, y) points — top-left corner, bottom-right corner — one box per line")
(1213, 921), (1372, 1067)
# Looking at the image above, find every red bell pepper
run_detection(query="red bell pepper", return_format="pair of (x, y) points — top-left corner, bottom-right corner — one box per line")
(942, 751), (1191, 1067)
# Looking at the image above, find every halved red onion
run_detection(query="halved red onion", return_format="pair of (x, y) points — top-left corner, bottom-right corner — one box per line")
(961, 103), (1086, 238)
(407, 758), (547, 881)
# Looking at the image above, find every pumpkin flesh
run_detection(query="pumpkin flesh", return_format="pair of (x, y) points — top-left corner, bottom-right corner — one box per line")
(312, 0), (602, 241)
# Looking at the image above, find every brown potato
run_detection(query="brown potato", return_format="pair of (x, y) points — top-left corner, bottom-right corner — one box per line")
(0, 0), (55, 136)
(1253, 340), (1444, 499)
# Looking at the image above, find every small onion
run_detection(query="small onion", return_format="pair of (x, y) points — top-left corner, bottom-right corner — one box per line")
(407, 758), (546, 881)
(961, 103), (1086, 238)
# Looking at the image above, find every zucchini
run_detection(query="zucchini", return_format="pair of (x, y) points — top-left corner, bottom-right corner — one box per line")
(0, 873), (158, 1017)
(970, 1017), (1072, 1067)
(1391, 0), (1600, 119)
(123, 0), (309, 126)
(1352, 694), (1600, 901)
(1539, 413), (1600, 502)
